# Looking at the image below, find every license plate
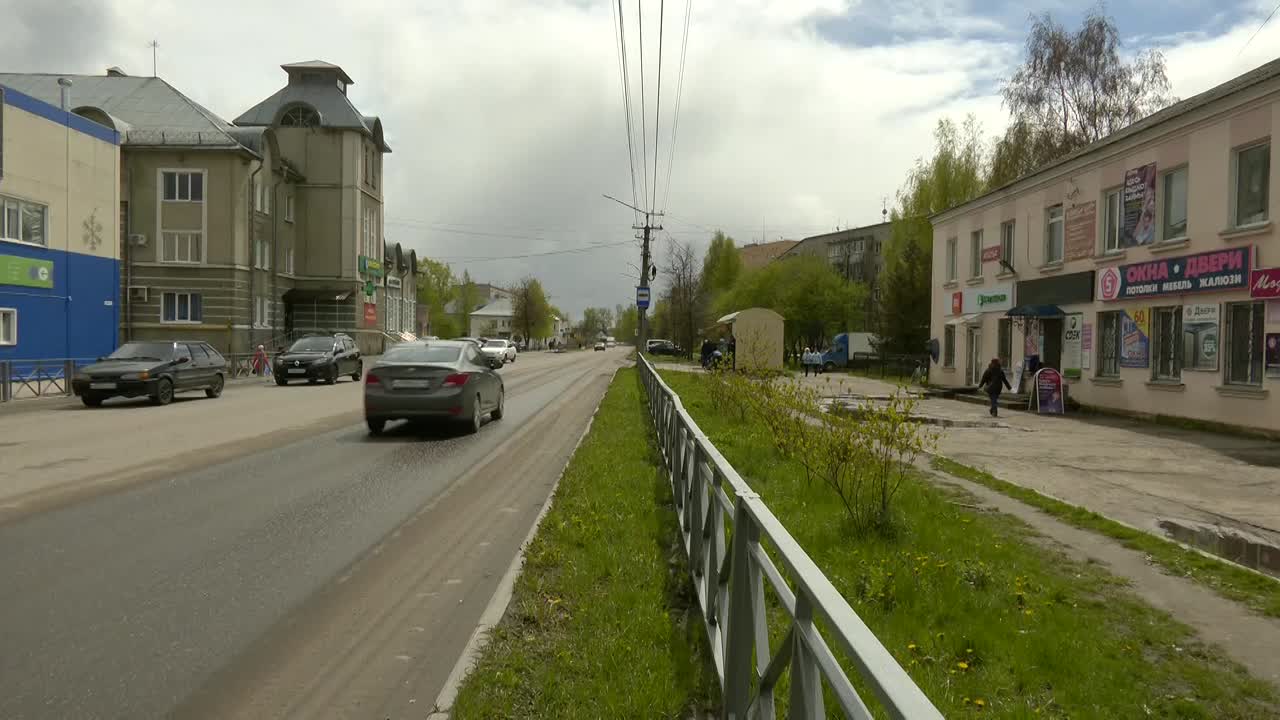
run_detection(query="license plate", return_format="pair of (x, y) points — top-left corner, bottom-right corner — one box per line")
(393, 379), (431, 390)
(90, 382), (116, 390)
(288, 368), (307, 375)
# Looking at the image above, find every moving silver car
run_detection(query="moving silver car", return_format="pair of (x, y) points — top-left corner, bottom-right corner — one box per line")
(364, 341), (504, 435)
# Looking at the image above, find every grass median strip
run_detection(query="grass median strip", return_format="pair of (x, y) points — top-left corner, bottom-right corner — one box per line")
(660, 369), (1278, 718)
(450, 368), (719, 719)
(931, 456), (1280, 618)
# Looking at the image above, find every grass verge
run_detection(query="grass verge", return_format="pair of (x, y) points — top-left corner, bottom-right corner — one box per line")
(450, 368), (719, 719)
(931, 456), (1280, 618)
(660, 369), (1278, 719)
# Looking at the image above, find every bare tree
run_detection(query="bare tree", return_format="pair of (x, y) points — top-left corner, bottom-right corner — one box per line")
(662, 238), (703, 357)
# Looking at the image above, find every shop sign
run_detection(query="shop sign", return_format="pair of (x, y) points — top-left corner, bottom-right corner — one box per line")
(0, 254), (54, 288)
(1096, 246), (1252, 301)
(1062, 313), (1083, 379)
(1122, 163), (1157, 247)
(1065, 201), (1096, 261)
(1016, 271), (1095, 306)
(950, 291), (962, 315)
(1120, 308), (1150, 368)
(364, 280), (375, 296)
(386, 276), (402, 289)
(1267, 334), (1280, 377)
(363, 302), (378, 328)
(359, 255), (383, 278)
(1249, 267), (1280, 299)
(981, 246), (1001, 262)
(962, 283), (1013, 314)
(1033, 367), (1064, 415)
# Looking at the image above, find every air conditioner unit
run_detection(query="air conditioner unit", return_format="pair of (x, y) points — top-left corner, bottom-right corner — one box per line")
(129, 286), (149, 302)
(129, 233), (147, 247)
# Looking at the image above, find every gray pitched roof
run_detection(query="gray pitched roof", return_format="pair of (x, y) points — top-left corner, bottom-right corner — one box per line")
(282, 60), (354, 85)
(234, 62), (390, 151)
(0, 73), (250, 151)
(471, 298), (513, 318)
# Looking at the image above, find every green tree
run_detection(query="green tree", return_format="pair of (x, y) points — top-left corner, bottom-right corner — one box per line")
(580, 307), (613, 338)
(615, 304), (639, 344)
(416, 257), (458, 338)
(511, 277), (553, 343)
(455, 270), (480, 336)
(700, 231), (742, 297)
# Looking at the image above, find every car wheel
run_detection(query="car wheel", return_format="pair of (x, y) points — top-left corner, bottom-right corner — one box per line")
(205, 373), (225, 398)
(275, 376), (288, 386)
(326, 365), (338, 385)
(367, 417), (386, 435)
(351, 362), (362, 381)
(81, 393), (104, 408)
(465, 394), (482, 434)
(824, 361), (836, 372)
(152, 378), (174, 406)
(491, 388), (505, 420)
(307, 378), (318, 385)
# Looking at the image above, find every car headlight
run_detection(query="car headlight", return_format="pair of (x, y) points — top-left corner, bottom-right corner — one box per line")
(120, 371), (150, 380)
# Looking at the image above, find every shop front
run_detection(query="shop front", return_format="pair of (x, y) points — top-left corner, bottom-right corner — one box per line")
(959, 284), (1014, 386)
(1010, 271), (1095, 381)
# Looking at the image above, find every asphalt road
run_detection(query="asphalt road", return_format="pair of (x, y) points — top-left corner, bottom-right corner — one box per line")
(0, 347), (625, 719)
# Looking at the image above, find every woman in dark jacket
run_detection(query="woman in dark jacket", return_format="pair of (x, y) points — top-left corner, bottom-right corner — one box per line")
(978, 357), (1012, 417)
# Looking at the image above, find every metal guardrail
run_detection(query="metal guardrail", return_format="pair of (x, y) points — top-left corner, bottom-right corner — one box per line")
(0, 359), (92, 402)
(637, 356), (943, 720)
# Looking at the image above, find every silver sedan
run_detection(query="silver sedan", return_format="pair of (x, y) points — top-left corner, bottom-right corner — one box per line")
(364, 341), (504, 435)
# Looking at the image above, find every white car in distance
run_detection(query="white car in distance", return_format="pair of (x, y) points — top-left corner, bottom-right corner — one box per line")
(481, 338), (518, 364)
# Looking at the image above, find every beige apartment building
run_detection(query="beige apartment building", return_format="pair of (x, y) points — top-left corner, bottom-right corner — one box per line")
(930, 58), (1280, 431)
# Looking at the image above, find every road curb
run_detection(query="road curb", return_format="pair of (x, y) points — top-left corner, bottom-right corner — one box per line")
(427, 366), (620, 719)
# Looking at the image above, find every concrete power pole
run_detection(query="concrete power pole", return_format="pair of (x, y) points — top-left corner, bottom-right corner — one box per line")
(635, 214), (661, 350)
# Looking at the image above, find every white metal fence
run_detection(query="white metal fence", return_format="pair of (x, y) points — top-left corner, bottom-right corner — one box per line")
(638, 355), (943, 719)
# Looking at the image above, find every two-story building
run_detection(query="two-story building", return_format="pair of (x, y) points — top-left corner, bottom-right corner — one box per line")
(930, 58), (1279, 432)
(0, 82), (120, 364)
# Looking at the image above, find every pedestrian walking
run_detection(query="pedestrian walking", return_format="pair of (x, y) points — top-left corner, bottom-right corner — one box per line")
(978, 357), (1012, 417)
(802, 347), (815, 377)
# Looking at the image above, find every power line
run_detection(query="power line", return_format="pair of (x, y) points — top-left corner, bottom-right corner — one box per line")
(613, 0), (641, 222)
(433, 239), (636, 263)
(637, 0), (650, 212)
(662, 0), (693, 213)
(652, 0), (665, 214)
(1238, 1), (1280, 57)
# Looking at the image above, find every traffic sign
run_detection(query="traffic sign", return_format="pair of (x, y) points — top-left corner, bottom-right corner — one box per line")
(636, 286), (650, 309)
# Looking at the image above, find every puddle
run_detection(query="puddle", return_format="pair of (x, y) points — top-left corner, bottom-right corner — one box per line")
(1157, 519), (1280, 579)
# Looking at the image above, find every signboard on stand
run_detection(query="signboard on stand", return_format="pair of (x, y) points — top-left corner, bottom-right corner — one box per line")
(1062, 313), (1083, 379)
(1032, 367), (1064, 414)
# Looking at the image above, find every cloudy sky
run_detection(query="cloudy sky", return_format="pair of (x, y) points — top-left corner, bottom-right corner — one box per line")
(4, 0), (1279, 316)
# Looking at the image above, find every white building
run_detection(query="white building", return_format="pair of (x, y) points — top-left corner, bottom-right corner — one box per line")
(469, 298), (513, 338)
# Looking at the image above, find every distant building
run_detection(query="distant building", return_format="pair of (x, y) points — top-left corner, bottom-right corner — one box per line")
(739, 239), (798, 270)
(446, 282), (511, 330)
(780, 221), (892, 327)
(469, 297), (513, 338)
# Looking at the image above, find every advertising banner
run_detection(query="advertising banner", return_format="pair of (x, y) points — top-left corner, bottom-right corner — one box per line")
(1096, 246), (1252, 301)
(951, 291), (962, 315)
(1120, 308), (1150, 368)
(1249, 267), (1280, 299)
(1183, 303), (1220, 371)
(1064, 201), (1097, 261)
(1122, 163), (1157, 247)
(962, 283), (1014, 314)
(1034, 368), (1065, 415)
(1062, 313), (1083, 379)
(981, 245), (1001, 262)
(1267, 334), (1280, 377)
(1081, 322), (1092, 370)
(358, 256), (383, 278)
(363, 302), (378, 328)
(0, 254), (54, 289)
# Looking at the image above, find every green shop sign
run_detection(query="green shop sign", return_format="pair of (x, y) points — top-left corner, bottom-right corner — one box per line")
(364, 280), (376, 296)
(0, 254), (54, 289)
(359, 255), (383, 278)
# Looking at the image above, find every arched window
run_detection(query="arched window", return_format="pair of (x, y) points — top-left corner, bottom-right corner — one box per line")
(279, 105), (319, 127)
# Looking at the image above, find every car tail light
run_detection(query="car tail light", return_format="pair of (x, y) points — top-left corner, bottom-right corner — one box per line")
(365, 372), (380, 385)
(443, 373), (471, 387)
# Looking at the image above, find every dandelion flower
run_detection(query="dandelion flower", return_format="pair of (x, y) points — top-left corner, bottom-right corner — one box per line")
(957, 661), (969, 670)
(975, 698), (986, 708)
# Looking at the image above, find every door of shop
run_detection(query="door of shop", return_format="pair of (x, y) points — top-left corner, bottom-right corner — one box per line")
(966, 326), (983, 386)
(1041, 318), (1063, 370)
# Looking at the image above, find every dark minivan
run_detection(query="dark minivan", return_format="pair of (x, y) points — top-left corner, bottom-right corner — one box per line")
(72, 340), (227, 407)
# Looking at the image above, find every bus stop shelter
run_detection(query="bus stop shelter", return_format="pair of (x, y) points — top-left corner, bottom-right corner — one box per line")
(714, 308), (785, 370)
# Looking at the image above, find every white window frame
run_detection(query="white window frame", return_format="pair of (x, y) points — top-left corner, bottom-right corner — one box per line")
(945, 237), (957, 281)
(159, 231), (204, 264)
(161, 291), (203, 324)
(285, 195), (295, 223)
(254, 296), (272, 328)
(943, 325), (956, 368)
(969, 229), (983, 279)
(999, 220), (1015, 271)
(162, 170), (205, 203)
(1161, 166), (1189, 242)
(1045, 205), (1064, 264)
(1231, 141), (1270, 229)
(1102, 188), (1123, 253)
(0, 307), (16, 345)
(0, 195), (48, 247)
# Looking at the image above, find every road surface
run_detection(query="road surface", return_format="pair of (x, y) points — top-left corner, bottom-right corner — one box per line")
(0, 347), (625, 719)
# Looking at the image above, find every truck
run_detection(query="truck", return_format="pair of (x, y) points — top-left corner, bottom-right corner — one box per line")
(819, 332), (876, 370)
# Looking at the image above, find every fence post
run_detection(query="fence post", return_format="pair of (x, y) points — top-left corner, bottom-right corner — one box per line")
(789, 591), (825, 718)
(63, 360), (75, 396)
(1, 361), (9, 402)
(722, 500), (756, 719)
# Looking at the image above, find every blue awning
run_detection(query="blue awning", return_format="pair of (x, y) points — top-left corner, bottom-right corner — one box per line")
(1007, 304), (1065, 318)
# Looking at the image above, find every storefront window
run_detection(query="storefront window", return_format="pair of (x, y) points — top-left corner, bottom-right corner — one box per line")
(1151, 306), (1182, 381)
(1098, 311), (1121, 377)
(1225, 301), (1264, 386)
(943, 326), (955, 368)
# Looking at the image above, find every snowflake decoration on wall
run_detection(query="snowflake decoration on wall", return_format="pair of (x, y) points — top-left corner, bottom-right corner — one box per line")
(82, 209), (104, 252)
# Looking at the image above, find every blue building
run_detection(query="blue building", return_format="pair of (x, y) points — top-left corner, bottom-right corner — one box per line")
(0, 83), (121, 365)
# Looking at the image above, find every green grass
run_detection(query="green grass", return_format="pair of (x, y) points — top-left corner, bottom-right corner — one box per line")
(931, 456), (1280, 619)
(659, 369), (1278, 719)
(450, 369), (719, 719)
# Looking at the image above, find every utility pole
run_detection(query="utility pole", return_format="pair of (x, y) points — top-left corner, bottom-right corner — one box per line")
(148, 41), (159, 77)
(602, 194), (660, 350)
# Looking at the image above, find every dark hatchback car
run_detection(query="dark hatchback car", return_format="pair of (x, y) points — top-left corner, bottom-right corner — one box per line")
(72, 340), (227, 407)
(274, 334), (363, 385)
(364, 340), (504, 435)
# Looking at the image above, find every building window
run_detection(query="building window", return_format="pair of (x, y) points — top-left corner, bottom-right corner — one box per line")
(161, 292), (203, 323)
(1045, 205), (1064, 264)
(162, 171), (204, 202)
(1, 196), (47, 246)
(0, 308), (15, 345)
(160, 231), (203, 264)
(1233, 142), (1270, 227)
(999, 220), (1014, 271)
(254, 296), (272, 328)
(253, 179), (270, 215)
(279, 105), (319, 127)
(254, 239), (270, 270)
(1151, 306), (1182, 381)
(969, 229), (983, 278)
(285, 245), (295, 274)
(1162, 167), (1188, 240)
(1225, 301), (1264, 386)
(285, 195), (295, 223)
(998, 317), (1012, 370)
(943, 325), (956, 368)
(945, 237), (957, 281)
(1098, 311), (1122, 378)
(1102, 188), (1122, 253)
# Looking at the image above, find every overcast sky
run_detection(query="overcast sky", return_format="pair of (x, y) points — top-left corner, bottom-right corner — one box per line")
(3, 0), (1278, 317)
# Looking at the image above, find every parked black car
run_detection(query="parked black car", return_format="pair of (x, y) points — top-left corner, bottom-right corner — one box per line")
(274, 334), (363, 385)
(72, 340), (227, 407)
(647, 339), (683, 356)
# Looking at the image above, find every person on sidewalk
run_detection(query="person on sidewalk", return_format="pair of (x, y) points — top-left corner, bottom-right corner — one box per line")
(978, 357), (1012, 417)
(802, 347), (815, 377)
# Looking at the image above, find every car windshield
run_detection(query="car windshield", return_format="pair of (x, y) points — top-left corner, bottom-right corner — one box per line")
(382, 345), (462, 363)
(106, 342), (173, 361)
(289, 337), (336, 352)
(484, 340), (506, 348)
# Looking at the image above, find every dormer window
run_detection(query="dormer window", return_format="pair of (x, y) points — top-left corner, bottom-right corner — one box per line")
(279, 105), (319, 127)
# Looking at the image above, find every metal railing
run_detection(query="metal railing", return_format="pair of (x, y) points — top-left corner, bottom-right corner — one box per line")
(638, 355), (943, 719)
(0, 359), (93, 402)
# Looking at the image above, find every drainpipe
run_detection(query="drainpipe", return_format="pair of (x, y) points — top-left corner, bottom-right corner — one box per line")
(248, 161), (262, 354)
(125, 164), (133, 341)
(59, 78), (72, 362)
(272, 175), (282, 343)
